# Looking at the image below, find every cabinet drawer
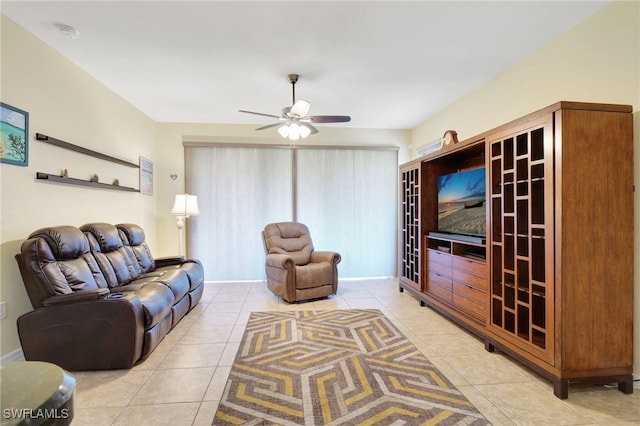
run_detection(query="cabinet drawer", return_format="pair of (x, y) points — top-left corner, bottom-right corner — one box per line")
(452, 292), (486, 318)
(428, 261), (452, 278)
(427, 250), (452, 268)
(452, 257), (487, 277)
(453, 281), (486, 305)
(452, 269), (488, 291)
(426, 272), (452, 301)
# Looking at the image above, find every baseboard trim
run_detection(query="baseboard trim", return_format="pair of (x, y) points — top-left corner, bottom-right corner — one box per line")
(1, 348), (25, 362)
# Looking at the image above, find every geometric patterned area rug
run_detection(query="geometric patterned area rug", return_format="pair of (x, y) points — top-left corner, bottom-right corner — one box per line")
(213, 309), (490, 425)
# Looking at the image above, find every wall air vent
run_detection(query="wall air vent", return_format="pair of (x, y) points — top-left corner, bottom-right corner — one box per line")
(415, 138), (443, 157)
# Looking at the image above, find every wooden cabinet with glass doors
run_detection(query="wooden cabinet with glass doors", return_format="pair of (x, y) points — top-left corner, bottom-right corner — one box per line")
(484, 102), (633, 399)
(398, 160), (422, 297)
(398, 101), (634, 399)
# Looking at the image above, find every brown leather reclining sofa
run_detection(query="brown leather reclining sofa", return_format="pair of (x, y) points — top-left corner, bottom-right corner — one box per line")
(15, 222), (204, 371)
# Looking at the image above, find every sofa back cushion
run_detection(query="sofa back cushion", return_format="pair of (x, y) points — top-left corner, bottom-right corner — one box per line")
(81, 223), (141, 287)
(17, 226), (106, 308)
(116, 223), (156, 273)
(263, 222), (314, 266)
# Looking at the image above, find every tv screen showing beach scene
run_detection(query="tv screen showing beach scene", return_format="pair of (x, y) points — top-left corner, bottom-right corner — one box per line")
(437, 167), (486, 237)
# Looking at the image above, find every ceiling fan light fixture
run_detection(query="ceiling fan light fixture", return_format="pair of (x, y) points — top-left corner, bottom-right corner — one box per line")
(299, 124), (311, 139)
(277, 125), (289, 138)
(288, 123), (301, 141)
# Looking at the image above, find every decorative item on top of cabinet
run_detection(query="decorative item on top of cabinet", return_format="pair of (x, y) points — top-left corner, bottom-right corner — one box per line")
(441, 130), (459, 147)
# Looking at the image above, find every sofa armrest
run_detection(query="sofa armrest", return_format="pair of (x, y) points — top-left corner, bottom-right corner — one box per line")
(154, 256), (185, 266)
(43, 288), (110, 307)
(311, 251), (341, 265)
(155, 256), (203, 268)
(266, 253), (295, 270)
(18, 293), (145, 371)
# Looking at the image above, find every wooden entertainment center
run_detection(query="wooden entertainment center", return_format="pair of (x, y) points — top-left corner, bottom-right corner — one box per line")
(399, 101), (634, 399)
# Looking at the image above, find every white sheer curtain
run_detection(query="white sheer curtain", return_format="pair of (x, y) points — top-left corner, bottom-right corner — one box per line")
(185, 144), (397, 280)
(185, 146), (293, 280)
(296, 148), (397, 277)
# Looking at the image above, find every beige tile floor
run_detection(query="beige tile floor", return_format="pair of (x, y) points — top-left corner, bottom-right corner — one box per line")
(69, 278), (640, 426)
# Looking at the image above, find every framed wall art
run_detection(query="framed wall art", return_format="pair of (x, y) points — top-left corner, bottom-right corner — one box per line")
(1, 102), (29, 166)
(139, 156), (153, 195)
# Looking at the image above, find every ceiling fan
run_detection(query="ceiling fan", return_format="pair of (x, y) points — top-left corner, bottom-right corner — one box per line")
(239, 74), (351, 140)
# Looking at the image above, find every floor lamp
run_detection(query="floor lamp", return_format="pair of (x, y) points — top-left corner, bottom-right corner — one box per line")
(170, 193), (200, 258)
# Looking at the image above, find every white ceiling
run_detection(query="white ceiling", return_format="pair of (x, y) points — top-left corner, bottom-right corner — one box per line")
(2, 1), (609, 130)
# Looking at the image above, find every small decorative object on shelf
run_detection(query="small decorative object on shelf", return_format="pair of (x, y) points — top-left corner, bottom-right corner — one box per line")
(89, 174), (99, 183)
(441, 130), (459, 146)
(61, 169), (68, 178)
(112, 178), (120, 186)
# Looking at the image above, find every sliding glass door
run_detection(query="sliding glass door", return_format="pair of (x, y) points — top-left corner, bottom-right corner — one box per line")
(185, 146), (293, 280)
(296, 148), (397, 278)
(185, 144), (397, 281)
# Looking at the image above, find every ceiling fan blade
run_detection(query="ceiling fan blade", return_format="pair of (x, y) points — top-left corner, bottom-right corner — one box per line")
(255, 122), (284, 131)
(290, 100), (311, 118)
(309, 115), (351, 123)
(300, 122), (319, 135)
(239, 109), (281, 119)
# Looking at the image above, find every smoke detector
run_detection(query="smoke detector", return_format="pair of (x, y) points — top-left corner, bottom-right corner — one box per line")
(54, 23), (79, 39)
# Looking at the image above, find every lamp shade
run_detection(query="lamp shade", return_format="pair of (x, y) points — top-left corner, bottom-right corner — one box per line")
(171, 194), (200, 217)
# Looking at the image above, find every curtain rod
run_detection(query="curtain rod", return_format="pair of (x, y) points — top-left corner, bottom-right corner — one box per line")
(182, 141), (399, 151)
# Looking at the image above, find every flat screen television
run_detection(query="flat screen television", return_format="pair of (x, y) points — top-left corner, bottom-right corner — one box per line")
(437, 167), (486, 239)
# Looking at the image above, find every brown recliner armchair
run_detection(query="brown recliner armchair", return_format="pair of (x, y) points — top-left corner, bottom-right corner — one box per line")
(262, 222), (341, 303)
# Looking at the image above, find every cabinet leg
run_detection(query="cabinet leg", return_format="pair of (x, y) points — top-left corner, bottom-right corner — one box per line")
(618, 377), (633, 394)
(485, 341), (495, 353)
(420, 300), (425, 307)
(399, 287), (404, 293)
(554, 379), (569, 399)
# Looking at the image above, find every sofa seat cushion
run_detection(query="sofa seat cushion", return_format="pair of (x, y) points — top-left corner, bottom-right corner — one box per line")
(156, 262), (203, 291)
(132, 282), (174, 328)
(295, 262), (333, 290)
(155, 269), (190, 301)
(114, 272), (189, 302)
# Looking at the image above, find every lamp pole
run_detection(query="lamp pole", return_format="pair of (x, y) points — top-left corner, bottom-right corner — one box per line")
(176, 215), (185, 258)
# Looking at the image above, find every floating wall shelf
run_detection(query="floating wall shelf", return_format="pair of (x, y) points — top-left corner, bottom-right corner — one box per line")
(36, 133), (139, 168)
(36, 172), (139, 192)
(34, 132), (141, 192)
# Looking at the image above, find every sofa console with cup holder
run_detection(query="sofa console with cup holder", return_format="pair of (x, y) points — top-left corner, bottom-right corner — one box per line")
(14, 223), (204, 371)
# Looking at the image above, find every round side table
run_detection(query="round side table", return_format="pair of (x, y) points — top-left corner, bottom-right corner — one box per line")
(1, 361), (76, 425)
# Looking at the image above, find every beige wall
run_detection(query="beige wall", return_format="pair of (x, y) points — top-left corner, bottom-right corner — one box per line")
(0, 16), (158, 357)
(410, 1), (640, 374)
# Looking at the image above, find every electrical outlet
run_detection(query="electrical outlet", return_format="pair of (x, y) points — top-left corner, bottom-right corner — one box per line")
(0, 302), (6, 320)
